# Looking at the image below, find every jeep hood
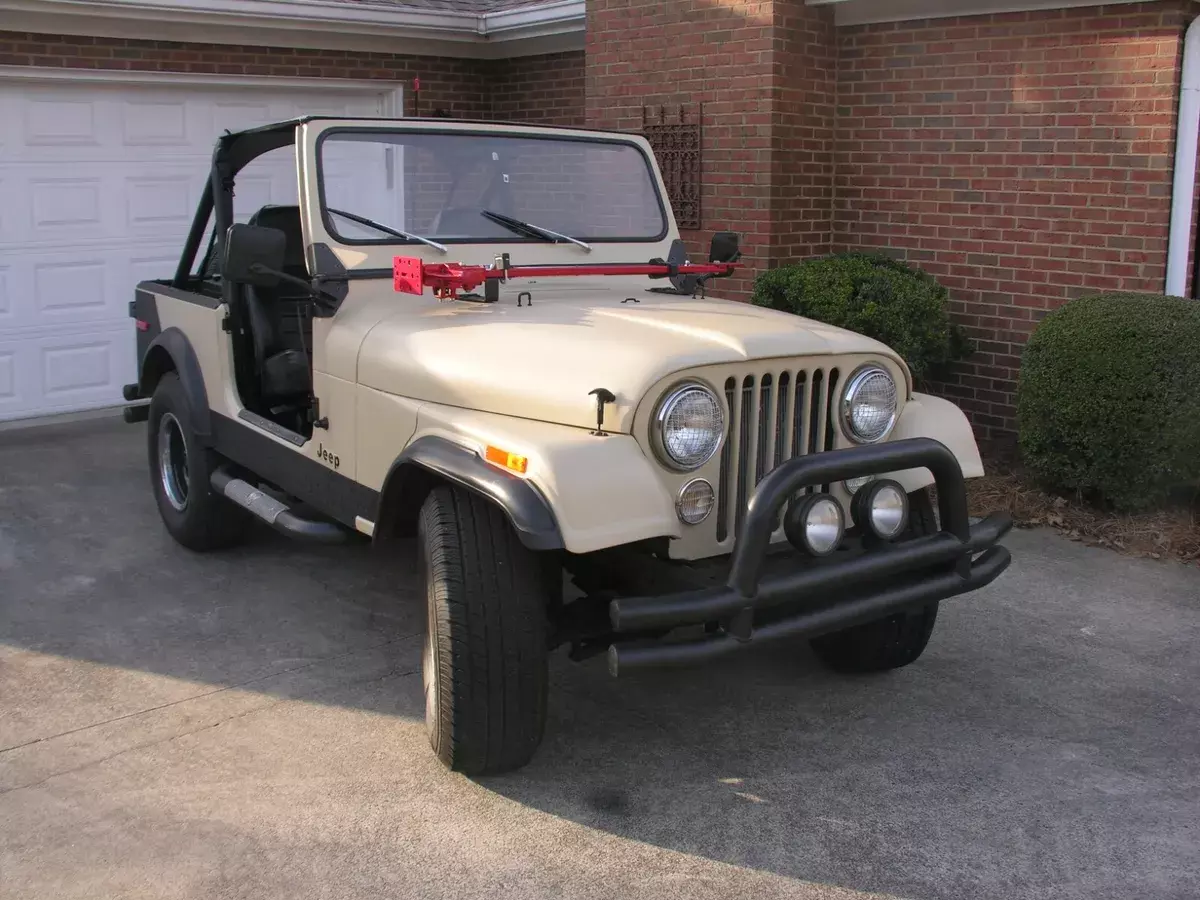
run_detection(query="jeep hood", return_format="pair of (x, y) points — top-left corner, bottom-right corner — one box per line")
(354, 278), (903, 433)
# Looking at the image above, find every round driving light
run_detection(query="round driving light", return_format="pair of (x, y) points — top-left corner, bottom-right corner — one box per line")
(852, 479), (909, 540)
(676, 478), (715, 525)
(786, 494), (845, 557)
(652, 383), (725, 471)
(841, 365), (899, 444)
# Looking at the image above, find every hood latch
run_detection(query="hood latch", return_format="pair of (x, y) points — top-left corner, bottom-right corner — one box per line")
(588, 388), (616, 437)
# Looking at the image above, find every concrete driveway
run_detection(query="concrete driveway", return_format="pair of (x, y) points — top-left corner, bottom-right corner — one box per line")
(1, 418), (1198, 900)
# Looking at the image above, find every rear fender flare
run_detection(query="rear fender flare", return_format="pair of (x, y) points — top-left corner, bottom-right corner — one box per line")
(139, 327), (212, 440)
(377, 436), (563, 552)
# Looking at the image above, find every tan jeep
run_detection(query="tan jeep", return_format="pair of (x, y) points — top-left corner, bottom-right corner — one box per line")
(124, 117), (1012, 775)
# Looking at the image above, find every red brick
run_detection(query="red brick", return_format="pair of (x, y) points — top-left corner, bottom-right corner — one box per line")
(833, 0), (1190, 438)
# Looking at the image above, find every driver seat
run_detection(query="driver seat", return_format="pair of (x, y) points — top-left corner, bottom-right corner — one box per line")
(244, 205), (312, 408)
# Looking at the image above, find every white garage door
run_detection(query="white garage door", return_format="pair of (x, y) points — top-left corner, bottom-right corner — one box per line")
(0, 75), (394, 422)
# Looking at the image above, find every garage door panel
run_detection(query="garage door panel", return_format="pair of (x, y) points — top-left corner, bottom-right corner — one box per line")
(0, 326), (134, 421)
(0, 348), (13, 404)
(129, 254), (183, 286)
(4, 244), (182, 331)
(125, 175), (197, 233)
(233, 172), (292, 223)
(123, 98), (191, 147)
(34, 259), (110, 319)
(25, 95), (101, 148)
(293, 97), (382, 119)
(0, 179), (11, 247)
(27, 176), (106, 241)
(0, 266), (10, 321)
(7, 164), (205, 248)
(0, 76), (392, 419)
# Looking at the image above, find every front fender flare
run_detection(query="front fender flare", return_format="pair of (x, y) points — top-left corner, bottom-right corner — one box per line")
(888, 392), (984, 493)
(387, 436), (564, 551)
(139, 327), (211, 440)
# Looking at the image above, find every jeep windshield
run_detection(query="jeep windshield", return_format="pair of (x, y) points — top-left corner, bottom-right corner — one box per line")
(318, 129), (668, 246)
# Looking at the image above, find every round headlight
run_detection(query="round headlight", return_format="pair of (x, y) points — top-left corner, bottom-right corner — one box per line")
(841, 365), (898, 443)
(652, 383), (725, 470)
(676, 478), (715, 525)
(786, 494), (845, 556)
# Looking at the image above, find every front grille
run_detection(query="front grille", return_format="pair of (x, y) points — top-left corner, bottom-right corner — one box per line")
(715, 367), (841, 542)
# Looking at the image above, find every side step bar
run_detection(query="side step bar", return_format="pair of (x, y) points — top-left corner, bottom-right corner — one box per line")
(210, 468), (349, 544)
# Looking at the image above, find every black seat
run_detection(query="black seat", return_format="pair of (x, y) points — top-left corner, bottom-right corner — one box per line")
(244, 206), (311, 405)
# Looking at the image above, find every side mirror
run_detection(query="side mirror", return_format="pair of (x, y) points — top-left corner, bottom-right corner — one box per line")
(709, 231), (741, 264)
(223, 224), (286, 286)
(667, 238), (700, 295)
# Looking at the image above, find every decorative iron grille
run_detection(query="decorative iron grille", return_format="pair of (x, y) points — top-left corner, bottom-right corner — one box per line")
(642, 105), (702, 231)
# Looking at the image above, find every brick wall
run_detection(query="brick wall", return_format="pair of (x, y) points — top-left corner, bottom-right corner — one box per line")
(0, 32), (586, 125)
(487, 51), (586, 126)
(772, 3), (837, 262)
(833, 2), (1191, 437)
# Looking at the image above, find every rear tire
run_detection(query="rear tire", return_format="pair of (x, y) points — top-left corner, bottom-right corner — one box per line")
(147, 373), (248, 551)
(418, 485), (550, 775)
(809, 488), (940, 673)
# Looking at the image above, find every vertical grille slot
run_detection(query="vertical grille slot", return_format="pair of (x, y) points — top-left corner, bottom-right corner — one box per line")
(715, 365), (838, 543)
(755, 374), (773, 483)
(791, 370), (809, 460)
(808, 369), (825, 457)
(775, 371), (791, 466)
(734, 375), (755, 539)
(716, 377), (736, 542)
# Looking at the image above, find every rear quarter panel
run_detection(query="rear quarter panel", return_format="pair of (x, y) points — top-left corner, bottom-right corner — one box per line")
(136, 283), (232, 416)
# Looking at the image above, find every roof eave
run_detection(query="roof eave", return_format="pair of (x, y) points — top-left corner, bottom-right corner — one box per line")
(0, 0), (586, 58)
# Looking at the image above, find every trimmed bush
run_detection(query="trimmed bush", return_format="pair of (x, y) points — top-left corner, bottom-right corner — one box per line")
(750, 252), (971, 382)
(1017, 292), (1200, 510)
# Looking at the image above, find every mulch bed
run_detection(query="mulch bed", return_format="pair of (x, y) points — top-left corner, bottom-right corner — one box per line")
(965, 456), (1200, 564)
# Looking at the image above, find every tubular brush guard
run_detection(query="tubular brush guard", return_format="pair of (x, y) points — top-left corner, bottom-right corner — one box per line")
(607, 437), (1013, 675)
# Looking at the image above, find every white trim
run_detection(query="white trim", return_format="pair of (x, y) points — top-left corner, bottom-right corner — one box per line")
(354, 516), (376, 538)
(1166, 18), (1200, 297)
(482, 0), (583, 36)
(809, 0), (1118, 27)
(0, 0), (585, 58)
(0, 65), (404, 114)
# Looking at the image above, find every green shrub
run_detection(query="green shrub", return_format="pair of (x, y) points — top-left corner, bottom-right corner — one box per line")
(1017, 292), (1200, 510)
(750, 252), (971, 382)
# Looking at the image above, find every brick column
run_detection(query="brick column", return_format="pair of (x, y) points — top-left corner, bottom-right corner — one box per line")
(586, 0), (837, 300)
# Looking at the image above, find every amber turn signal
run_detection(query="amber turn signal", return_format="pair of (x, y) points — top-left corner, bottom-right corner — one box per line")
(484, 445), (528, 474)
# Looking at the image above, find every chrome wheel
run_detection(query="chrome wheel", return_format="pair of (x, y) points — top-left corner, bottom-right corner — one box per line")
(157, 412), (190, 512)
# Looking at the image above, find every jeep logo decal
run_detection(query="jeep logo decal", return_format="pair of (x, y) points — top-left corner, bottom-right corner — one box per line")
(317, 443), (340, 470)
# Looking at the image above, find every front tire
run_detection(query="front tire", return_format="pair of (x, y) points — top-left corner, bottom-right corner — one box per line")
(418, 485), (550, 775)
(147, 373), (247, 551)
(809, 488), (940, 673)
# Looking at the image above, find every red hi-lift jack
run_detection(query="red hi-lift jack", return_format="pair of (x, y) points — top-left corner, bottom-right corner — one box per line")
(393, 256), (742, 300)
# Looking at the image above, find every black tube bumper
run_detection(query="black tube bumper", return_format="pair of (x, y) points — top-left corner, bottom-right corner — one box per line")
(607, 437), (1013, 676)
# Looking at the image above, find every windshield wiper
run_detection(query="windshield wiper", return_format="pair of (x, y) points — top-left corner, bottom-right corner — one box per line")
(481, 210), (591, 252)
(328, 207), (447, 254)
